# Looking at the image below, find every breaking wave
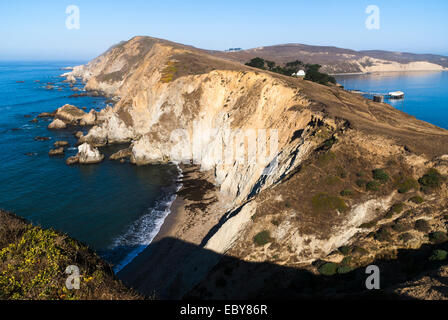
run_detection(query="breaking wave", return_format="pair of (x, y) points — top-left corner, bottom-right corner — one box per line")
(107, 166), (183, 273)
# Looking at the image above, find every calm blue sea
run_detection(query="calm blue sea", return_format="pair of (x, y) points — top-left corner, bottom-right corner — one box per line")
(336, 71), (448, 130)
(0, 61), (180, 272)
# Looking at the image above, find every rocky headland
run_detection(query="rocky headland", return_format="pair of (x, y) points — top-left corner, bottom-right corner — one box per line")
(52, 36), (448, 299)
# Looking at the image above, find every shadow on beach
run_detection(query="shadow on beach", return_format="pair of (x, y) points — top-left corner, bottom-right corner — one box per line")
(117, 236), (448, 300)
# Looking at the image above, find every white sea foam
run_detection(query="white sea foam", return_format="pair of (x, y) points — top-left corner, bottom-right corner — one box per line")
(110, 166), (183, 273)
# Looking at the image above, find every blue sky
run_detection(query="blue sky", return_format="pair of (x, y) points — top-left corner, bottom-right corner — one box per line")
(1, 0), (447, 60)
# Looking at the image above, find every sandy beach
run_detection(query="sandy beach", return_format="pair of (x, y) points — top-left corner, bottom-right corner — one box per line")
(118, 164), (229, 298)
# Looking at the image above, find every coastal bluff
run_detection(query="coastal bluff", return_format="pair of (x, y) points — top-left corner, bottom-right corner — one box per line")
(62, 36), (448, 299)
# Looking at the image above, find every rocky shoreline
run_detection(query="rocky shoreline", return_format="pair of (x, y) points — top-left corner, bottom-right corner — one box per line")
(118, 164), (229, 299)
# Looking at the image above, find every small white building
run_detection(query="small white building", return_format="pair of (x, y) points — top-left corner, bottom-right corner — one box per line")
(293, 70), (306, 77)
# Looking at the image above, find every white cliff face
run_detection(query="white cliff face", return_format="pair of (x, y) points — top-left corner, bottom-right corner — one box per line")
(77, 143), (104, 164)
(205, 201), (257, 254)
(80, 68), (318, 207)
(81, 109), (134, 146)
(64, 39), (318, 206)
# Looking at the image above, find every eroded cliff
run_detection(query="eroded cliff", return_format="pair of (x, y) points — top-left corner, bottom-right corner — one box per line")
(65, 36), (448, 299)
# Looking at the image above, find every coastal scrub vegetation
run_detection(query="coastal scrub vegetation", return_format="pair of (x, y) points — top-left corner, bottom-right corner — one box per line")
(429, 231), (448, 244)
(372, 169), (389, 183)
(414, 219), (431, 233)
(245, 57), (336, 85)
(366, 180), (381, 191)
(311, 193), (348, 213)
(253, 230), (271, 246)
(160, 61), (178, 83)
(409, 195), (424, 204)
(318, 262), (338, 276)
(429, 250), (448, 261)
(397, 177), (419, 194)
(0, 210), (140, 300)
(418, 168), (444, 192)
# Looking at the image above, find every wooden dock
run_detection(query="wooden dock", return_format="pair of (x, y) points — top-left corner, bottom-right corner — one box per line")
(348, 90), (405, 101)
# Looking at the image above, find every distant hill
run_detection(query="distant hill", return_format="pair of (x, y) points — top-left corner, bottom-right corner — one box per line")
(208, 43), (448, 74)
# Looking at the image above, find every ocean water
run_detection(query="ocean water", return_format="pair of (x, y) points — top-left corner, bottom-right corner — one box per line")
(336, 71), (448, 130)
(0, 61), (180, 272)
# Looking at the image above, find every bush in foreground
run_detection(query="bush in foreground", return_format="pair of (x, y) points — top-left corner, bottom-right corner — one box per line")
(429, 250), (448, 261)
(318, 262), (338, 276)
(429, 231), (448, 244)
(0, 210), (140, 300)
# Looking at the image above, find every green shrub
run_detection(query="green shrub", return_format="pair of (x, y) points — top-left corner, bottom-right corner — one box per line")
(356, 179), (367, 187)
(336, 167), (347, 179)
(341, 256), (352, 265)
(311, 193), (348, 213)
(429, 231), (448, 244)
(389, 203), (405, 215)
(419, 168), (443, 189)
(375, 227), (392, 242)
(304, 64), (337, 85)
(0, 212), (139, 300)
(337, 265), (354, 274)
(340, 189), (353, 197)
(366, 180), (381, 191)
(318, 262), (338, 276)
(397, 178), (419, 193)
(360, 221), (377, 228)
(245, 57), (266, 69)
(409, 196), (424, 204)
(160, 61), (178, 83)
(253, 231), (271, 246)
(351, 246), (369, 256)
(338, 246), (350, 255)
(392, 221), (411, 232)
(429, 249), (448, 261)
(399, 232), (413, 242)
(372, 169), (389, 183)
(414, 219), (430, 232)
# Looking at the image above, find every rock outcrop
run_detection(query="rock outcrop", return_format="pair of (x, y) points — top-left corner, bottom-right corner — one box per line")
(54, 141), (69, 148)
(34, 136), (50, 141)
(54, 104), (97, 126)
(48, 147), (64, 156)
(110, 148), (132, 161)
(48, 119), (67, 129)
(37, 112), (55, 118)
(66, 156), (79, 165)
(76, 143), (104, 164)
(74, 131), (84, 139)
